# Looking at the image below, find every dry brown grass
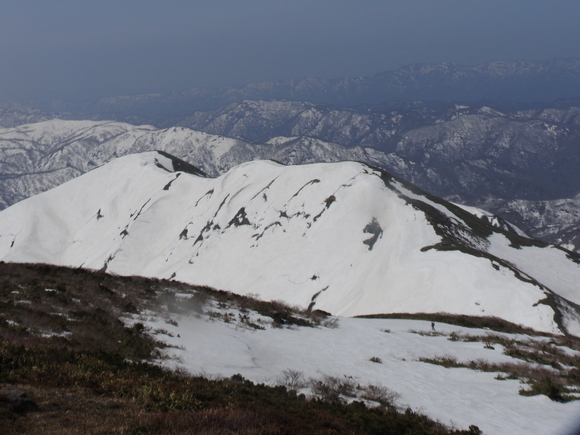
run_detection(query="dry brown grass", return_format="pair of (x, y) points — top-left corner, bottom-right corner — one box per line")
(2, 384), (143, 435)
(2, 383), (353, 435)
(360, 312), (542, 335)
(0, 263), (477, 435)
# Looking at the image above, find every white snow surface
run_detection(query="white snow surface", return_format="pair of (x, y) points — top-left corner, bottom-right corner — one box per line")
(0, 119), (401, 210)
(454, 202), (529, 237)
(1, 151), (580, 335)
(135, 308), (580, 435)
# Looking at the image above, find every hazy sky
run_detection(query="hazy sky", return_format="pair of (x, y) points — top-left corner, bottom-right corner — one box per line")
(1, 0), (580, 102)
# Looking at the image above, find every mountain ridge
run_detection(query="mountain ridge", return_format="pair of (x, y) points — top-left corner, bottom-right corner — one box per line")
(5, 58), (580, 128)
(1, 151), (580, 336)
(3, 117), (580, 252)
(180, 100), (580, 202)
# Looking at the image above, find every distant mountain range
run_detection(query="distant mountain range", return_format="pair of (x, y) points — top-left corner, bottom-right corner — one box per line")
(179, 100), (580, 250)
(2, 58), (580, 252)
(78, 58), (580, 123)
(1, 150), (580, 335)
(179, 100), (580, 200)
(5, 58), (580, 128)
(2, 118), (580, 252)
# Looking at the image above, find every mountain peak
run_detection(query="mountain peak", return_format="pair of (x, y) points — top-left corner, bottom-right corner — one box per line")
(1, 153), (579, 335)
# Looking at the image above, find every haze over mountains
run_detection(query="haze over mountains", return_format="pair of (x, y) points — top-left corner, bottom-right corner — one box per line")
(72, 58), (580, 127)
(3, 58), (580, 434)
(2, 106), (580, 251)
(2, 58), (579, 127)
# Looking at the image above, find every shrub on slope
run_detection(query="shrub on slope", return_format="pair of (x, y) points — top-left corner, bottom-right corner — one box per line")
(0, 262), (477, 434)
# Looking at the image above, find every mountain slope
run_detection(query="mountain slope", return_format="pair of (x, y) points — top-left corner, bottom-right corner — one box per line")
(0, 119), (399, 209)
(1, 151), (580, 335)
(3, 262), (580, 435)
(3, 118), (580, 253)
(181, 100), (580, 201)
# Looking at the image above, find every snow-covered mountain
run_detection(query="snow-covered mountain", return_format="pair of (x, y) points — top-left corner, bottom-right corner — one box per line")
(180, 100), (580, 249)
(181, 100), (580, 201)
(6, 59), (579, 129)
(0, 119), (251, 208)
(479, 195), (580, 253)
(1, 150), (580, 336)
(3, 117), (580, 252)
(0, 119), (400, 209)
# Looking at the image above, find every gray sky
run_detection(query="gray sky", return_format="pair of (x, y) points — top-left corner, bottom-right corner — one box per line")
(1, 0), (580, 102)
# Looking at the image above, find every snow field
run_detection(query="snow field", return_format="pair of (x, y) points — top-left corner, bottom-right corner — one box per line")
(135, 307), (580, 435)
(0, 152), (578, 334)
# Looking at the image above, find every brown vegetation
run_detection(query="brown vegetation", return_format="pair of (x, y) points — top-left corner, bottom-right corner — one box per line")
(359, 312), (541, 336)
(417, 331), (580, 402)
(0, 262), (477, 434)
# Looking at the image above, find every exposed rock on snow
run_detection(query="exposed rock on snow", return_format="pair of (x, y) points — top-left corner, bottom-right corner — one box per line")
(1, 151), (579, 336)
(2, 116), (580, 252)
(0, 120), (397, 209)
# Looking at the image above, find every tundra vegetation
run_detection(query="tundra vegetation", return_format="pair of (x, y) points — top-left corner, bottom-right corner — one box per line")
(0, 262), (480, 434)
(412, 330), (580, 402)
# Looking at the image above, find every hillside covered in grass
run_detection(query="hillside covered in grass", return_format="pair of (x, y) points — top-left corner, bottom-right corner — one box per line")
(0, 262), (483, 435)
(2, 263), (580, 433)
(3, 152), (580, 336)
